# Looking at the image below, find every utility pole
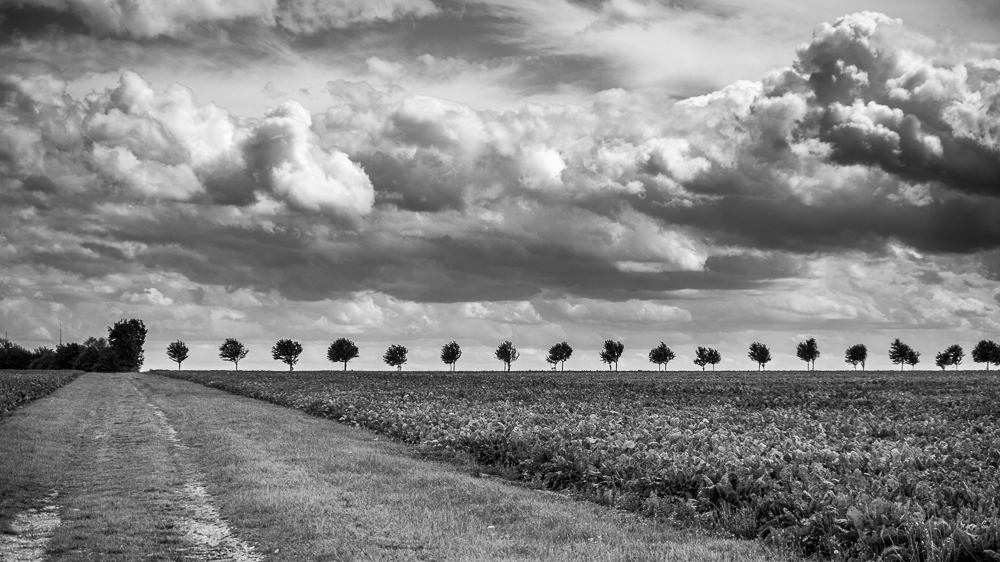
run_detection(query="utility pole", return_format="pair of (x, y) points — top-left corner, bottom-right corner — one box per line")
(59, 324), (62, 346)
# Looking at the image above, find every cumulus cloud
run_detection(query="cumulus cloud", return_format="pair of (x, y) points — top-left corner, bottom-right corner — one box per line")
(247, 101), (374, 214)
(0, 71), (374, 213)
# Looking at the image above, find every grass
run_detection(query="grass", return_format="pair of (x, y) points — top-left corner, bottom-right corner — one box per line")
(1, 371), (796, 561)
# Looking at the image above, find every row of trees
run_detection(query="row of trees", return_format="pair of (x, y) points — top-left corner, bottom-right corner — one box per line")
(164, 336), (1000, 372)
(0, 320), (148, 372)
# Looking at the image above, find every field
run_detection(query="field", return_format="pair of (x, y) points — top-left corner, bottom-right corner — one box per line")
(1, 372), (786, 562)
(162, 369), (1000, 562)
(0, 370), (82, 413)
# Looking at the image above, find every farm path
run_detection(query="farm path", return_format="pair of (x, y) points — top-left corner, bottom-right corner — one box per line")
(1, 373), (794, 562)
(0, 372), (261, 562)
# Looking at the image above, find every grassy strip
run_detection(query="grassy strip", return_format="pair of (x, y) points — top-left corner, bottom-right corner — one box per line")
(158, 369), (1000, 561)
(137, 372), (794, 561)
(0, 372), (206, 560)
(0, 370), (82, 414)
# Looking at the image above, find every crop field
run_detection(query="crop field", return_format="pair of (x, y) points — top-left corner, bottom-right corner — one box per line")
(162, 369), (1000, 562)
(0, 370), (82, 413)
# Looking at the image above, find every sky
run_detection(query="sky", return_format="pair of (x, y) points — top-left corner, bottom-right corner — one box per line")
(1, 0), (999, 372)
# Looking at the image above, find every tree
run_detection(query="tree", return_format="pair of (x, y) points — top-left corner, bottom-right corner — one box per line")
(29, 347), (56, 370)
(495, 340), (519, 371)
(795, 338), (820, 371)
(946, 344), (964, 369)
(706, 348), (722, 370)
(647, 343), (675, 371)
(905, 347), (921, 369)
(72, 337), (116, 373)
(888, 339), (914, 370)
(971, 340), (1000, 370)
(108, 318), (147, 371)
(166, 340), (190, 370)
(271, 339), (302, 371)
(0, 338), (34, 369)
(935, 344), (963, 370)
(694, 346), (710, 371)
(383, 344), (408, 371)
(844, 344), (867, 370)
(546, 342), (573, 371)
(327, 338), (359, 371)
(219, 338), (249, 371)
(440, 341), (462, 372)
(53, 343), (85, 370)
(748, 342), (771, 371)
(599, 340), (624, 371)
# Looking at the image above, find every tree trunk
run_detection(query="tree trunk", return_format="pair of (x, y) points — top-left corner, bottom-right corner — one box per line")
(343, 362), (347, 371)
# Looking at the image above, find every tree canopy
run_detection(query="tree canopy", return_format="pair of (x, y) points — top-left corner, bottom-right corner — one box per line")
(598, 340), (624, 371)
(889, 339), (918, 370)
(748, 342), (771, 370)
(935, 344), (963, 370)
(647, 343), (675, 371)
(219, 338), (249, 371)
(694, 346), (721, 371)
(546, 341), (573, 371)
(327, 338), (360, 371)
(271, 339), (303, 371)
(844, 344), (867, 370)
(971, 340), (1000, 370)
(495, 340), (519, 371)
(440, 341), (462, 371)
(108, 318), (147, 371)
(166, 340), (189, 370)
(796, 338), (820, 370)
(383, 344), (408, 371)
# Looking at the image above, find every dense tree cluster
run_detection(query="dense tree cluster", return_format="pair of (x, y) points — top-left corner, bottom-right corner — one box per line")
(0, 319), (146, 372)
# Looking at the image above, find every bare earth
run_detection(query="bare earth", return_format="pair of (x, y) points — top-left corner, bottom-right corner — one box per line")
(0, 373), (792, 561)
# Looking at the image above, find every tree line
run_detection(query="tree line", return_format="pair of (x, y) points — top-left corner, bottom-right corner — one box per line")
(159, 336), (1000, 372)
(0, 319), (148, 371)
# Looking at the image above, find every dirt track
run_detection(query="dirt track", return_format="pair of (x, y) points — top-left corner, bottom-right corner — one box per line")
(0, 373), (261, 561)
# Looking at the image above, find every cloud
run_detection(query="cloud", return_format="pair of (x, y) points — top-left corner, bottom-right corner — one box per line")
(0, 71), (374, 214)
(2, 11), (1000, 365)
(546, 298), (692, 325)
(2, 0), (439, 38)
(123, 287), (174, 306)
(247, 101), (374, 215)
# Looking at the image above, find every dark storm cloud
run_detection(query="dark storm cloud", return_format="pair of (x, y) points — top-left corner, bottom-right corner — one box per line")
(640, 190), (1000, 254)
(782, 13), (1000, 197)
